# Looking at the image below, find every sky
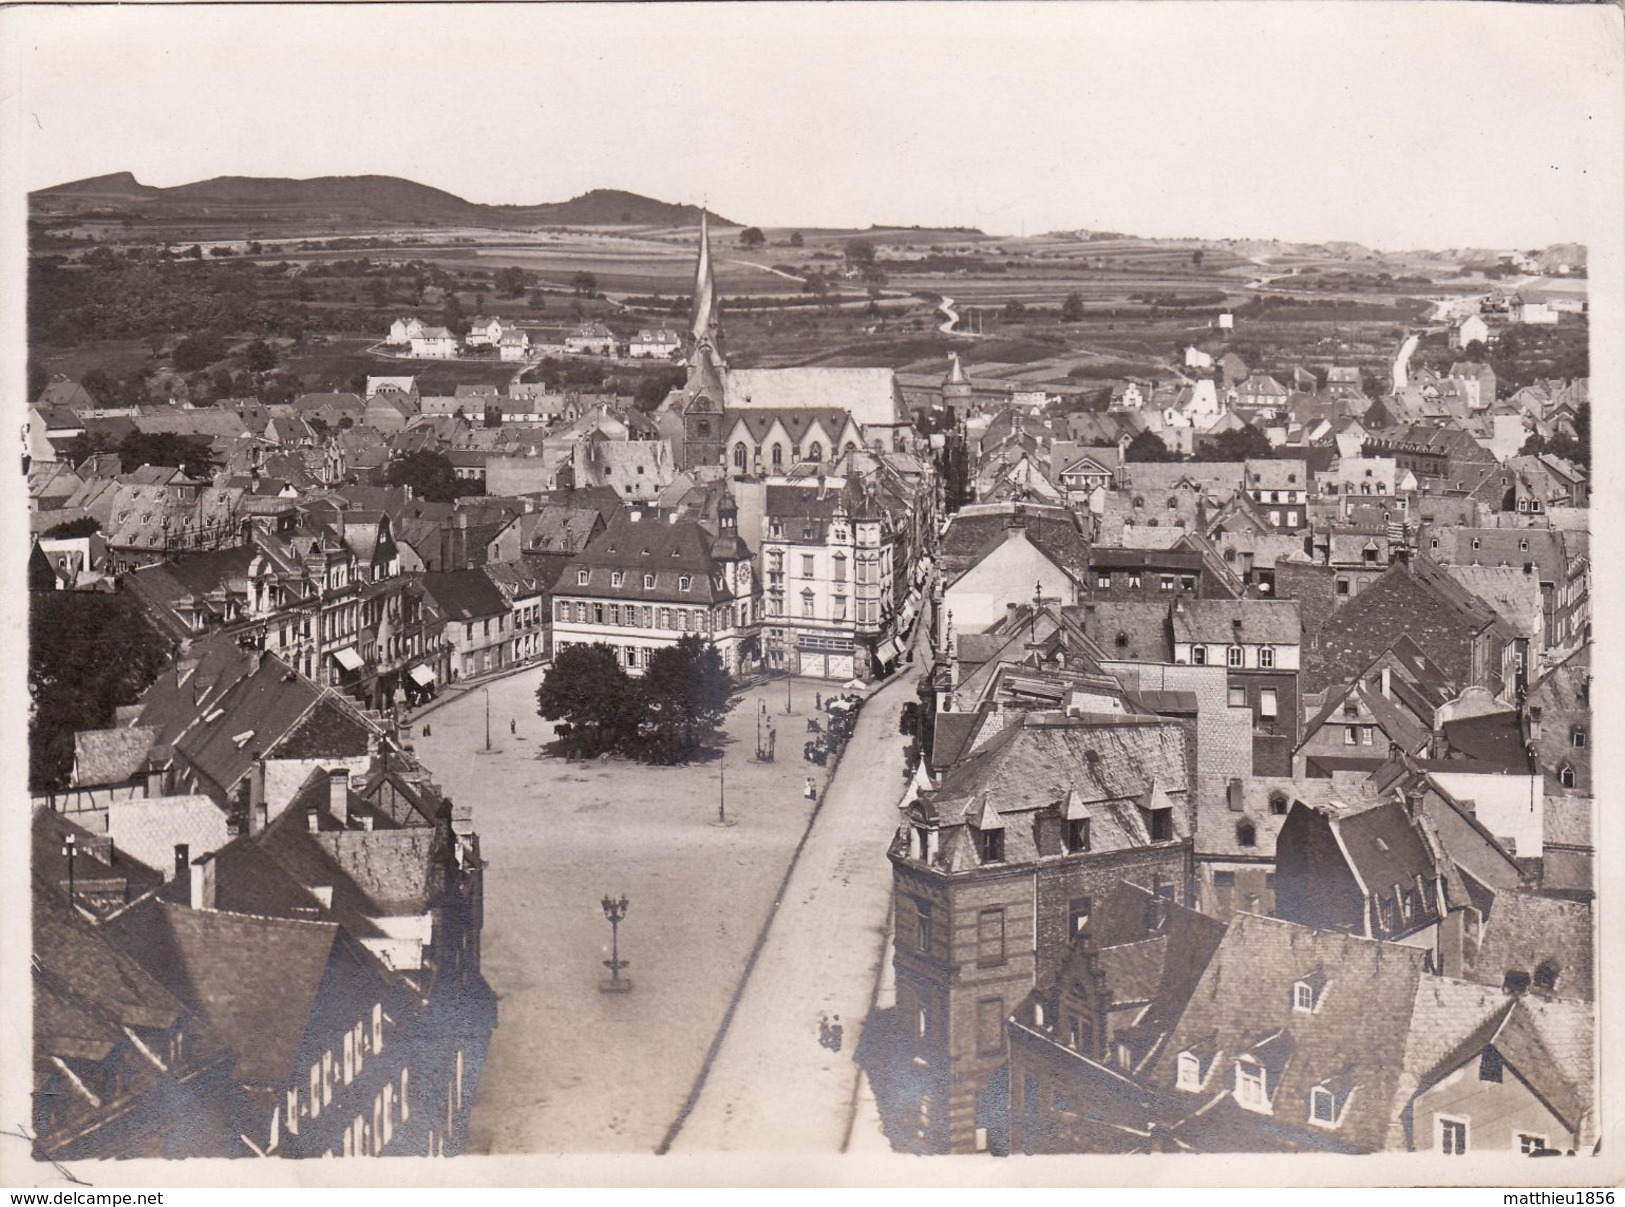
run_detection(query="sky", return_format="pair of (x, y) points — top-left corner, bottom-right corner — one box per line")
(4, 2), (1622, 250)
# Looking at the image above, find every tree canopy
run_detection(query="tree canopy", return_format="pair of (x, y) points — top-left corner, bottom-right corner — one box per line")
(42, 516), (101, 539)
(1125, 428), (1183, 462)
(535, 643), (645, 759)
(30, 591), (174, 791)
(383, 449), (464, 503)
(536, 637), (735, 764)
(738, 227), (766, 249)
(1206, 424), (1274, 461)
(115, 430), (219, 475)
(1061, 291), (1085, 323)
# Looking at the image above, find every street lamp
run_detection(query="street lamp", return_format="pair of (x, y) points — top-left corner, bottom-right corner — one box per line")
(484, 686), (491, 752)
(600, 893), (631, 993)
(62, 832), (76, 902)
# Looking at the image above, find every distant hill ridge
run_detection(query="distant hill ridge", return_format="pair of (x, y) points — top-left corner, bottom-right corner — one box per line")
(30, 172), (736, 228)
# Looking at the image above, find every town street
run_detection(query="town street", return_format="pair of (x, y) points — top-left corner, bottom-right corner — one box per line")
(666, 635), (926, 1152)
(410, 664), (896, 1153)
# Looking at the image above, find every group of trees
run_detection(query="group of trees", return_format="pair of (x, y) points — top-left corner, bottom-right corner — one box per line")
(59, 428), (219, 475)
(535, 637), (733, 764)
(382, 449), (484, 504)
(30, 591), (175, 792)
(1520, 401), (1591, 470)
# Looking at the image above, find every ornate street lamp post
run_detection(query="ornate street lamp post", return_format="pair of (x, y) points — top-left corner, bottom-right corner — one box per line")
(600, 893), (631, 993)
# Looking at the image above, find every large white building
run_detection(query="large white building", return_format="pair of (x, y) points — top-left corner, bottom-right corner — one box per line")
(757, 477), (900, 680)
(549, 494), (761, 675)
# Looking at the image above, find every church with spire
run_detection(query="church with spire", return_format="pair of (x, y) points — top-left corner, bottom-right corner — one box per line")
(657, 212), (916, 477)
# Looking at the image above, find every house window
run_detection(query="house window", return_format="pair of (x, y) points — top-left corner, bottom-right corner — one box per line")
(1160, 575), (1176, 591)
(832, 554), (846, 583)
(1148, 808), (1173, 843)
(808, 442), (823, 462)
(914, 900), (933, 952)
(577, 569), (588, 585)
(1064, 818), (1090, 853)
(1237, 821), (1256, 848)
(678, 575), (692, 592)
(1472, 538), (1482, 551)
(643, 573), (655, 590)
(1235, 1061), (1267, 1111)
(1560, 766), (1576, 789)
(1293, 982), (1316, 1012)
(625, 646), (638, 669)
(733, 443), (748, 470)
(1192, 645), (1207, 665)
(1097, 573), (1112, 589)
(1572, 727), (1586, 748)
(1534, 960), (1560, 991)
(1269, 791), (1289, 816)
(1439, 1117), (1468, 1156)
(801, 590), (815, 619)
(832, 595), (847, 621)
(1128, 573), (1142, 589)
(801, 554), (814, 577)
(1309, 1087), (1338, 1127)
(977, 828), (1004, 864)
(771, 444), (784, 468)
(1181, 575), (1196, 590)
(977, 908), (1006, 965)
(1519, 1133), (1549, 1155)
(1228, 686), (1247, 708)
(1227, 646), (1244, 668)
(1177, 1053), (1203, 1091)
(1259, 646), (1275, 669)
(611, 571), (624, 587)
(1068, 896), (1093, 935)
(1479, 1049), (1503, 1083)
(1259, 689), (1278, 719)
(1362, 726), (1375, 745)
(1345, 727), (1359, 746)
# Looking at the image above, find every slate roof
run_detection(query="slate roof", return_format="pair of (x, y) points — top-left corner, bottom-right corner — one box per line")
(916, 714), (1191, 866)
(1170, 599), (1300, 646)
(1146, 912), (1430, 1153)
(553, 508), (744, 605)
(1073, 601), (1174, 663)
(1471, 891), (1593, 1002)
(509, 506), (603, 557)
(420, 567), (509, 621)
(1300, 559), (1504, 695)
(72, 726), (157, 787)
(725, 366), (908, 429)
(108, 899), (342, 1085)
(1440, 710), (1530, 772)
(1194, 774), (1356, 860)
(1333, 800), (1437, 901)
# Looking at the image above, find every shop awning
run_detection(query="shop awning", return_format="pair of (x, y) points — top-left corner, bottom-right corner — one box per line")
(333, 647), (364, 672)
(877, 637), (903, 664)
(409, 665), (437, 687)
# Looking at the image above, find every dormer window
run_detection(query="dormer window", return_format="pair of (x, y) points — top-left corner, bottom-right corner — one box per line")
(577, 570), (589, 586)
(1176, 1047), (1217, 1092)
(977, 828), (1005, 864)
(1560, 765), (1576, 789)
(611, 571), (624, 587)
(1309, 1081), (1352, 1128)
(1293, 968), (1328, 1012)
(678, 575), (692, 592)
(1571, 727), (1586, 748)
(1227, 645), (1244, 668)
(643, 573), (655, 590)
(1064, 818), (1090, 853)
(1237, 821), (1257, 848)
(1234, 1059), (1269, 1112)
(1269, 791), (1289, 816)
(1259, 646), (1275, 669)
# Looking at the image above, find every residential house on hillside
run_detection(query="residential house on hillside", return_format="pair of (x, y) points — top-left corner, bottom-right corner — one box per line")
(629, 329), (682, 359)
(410, 328), (458, 359)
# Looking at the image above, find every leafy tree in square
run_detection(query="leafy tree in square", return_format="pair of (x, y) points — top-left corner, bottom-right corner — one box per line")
(637, 635), (733, 764)
(536, 643), (644, 758)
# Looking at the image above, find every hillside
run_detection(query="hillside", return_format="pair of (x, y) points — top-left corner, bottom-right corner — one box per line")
(30, 173), (736, 229)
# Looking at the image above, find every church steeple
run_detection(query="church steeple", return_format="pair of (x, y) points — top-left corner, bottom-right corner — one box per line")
(689, 209), (722, 363)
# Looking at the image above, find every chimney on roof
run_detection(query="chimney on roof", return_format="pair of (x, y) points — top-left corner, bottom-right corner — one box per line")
(328, 768), (350, 828)
(248, 754), (266, 836)
(307, 808), (321, 833)
(189, 853), (216, 912)
(629, 509), (642, 523)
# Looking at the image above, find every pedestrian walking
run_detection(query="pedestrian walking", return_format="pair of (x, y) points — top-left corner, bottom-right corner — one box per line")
(815, 691), (822, 710)
(510, 718), (516, 736)
(422, 723), (431, 737)
(804, 777), (817, 801)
